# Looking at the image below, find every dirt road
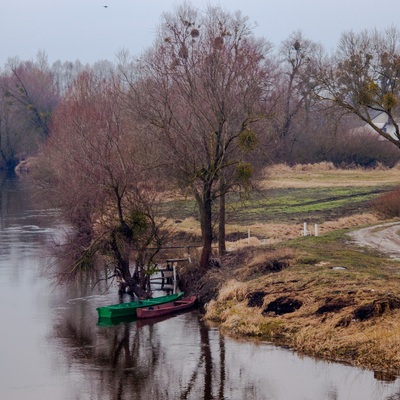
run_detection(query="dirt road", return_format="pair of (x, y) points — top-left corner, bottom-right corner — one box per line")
(349, 222), (400, 260)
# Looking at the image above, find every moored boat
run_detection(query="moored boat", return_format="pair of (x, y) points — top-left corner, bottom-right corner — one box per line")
(136, 295), (197, 319)
(96, 292), (184, 319)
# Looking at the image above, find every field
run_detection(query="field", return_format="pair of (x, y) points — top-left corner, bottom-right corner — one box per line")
(174, 163), (400, 375)
(164, 163), (400, 246)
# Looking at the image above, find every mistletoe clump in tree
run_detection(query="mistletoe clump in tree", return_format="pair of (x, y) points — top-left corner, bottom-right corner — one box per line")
(123, 3), (276, 269)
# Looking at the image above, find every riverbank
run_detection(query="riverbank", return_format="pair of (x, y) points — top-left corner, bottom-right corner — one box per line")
(186, 224), (400, 375)
(176, 164), (400, 375)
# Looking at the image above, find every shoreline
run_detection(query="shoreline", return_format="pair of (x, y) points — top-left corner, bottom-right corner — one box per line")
(180, 219), (400, 376)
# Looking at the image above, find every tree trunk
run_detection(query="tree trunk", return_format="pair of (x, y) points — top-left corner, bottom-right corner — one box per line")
(195, 184), (213, 270)
(110, 229), (140, 296)
(218, 190), (226, 256)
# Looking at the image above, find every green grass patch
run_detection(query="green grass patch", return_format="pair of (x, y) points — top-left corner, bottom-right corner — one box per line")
(160, 186), (393, 225)
(226, 187), (391, 225)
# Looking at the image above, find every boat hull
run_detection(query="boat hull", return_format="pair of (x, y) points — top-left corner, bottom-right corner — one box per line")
(96, 292), (184, 319)
(136, 296), (197, 319)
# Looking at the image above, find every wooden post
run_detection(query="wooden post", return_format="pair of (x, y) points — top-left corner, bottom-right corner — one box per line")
(303, 222), (308, 236)
(248, 228), (251, 245)
(314, 224), (319, 237)
(173, 265), (177, 294)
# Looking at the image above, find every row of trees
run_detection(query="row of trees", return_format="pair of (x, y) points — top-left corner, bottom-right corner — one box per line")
(0, 55), (115, 169)
(4, 3), (400, 295)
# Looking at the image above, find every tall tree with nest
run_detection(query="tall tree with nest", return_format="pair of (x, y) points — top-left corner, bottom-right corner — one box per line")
(122, 3), (275, 269)
(269, 31), (322, 161)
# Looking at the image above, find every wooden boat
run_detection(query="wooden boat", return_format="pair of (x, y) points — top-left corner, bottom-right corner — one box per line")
(96, 292), (184, 319)
(136, 295), (197, 319)
(97, 315), (136, 327)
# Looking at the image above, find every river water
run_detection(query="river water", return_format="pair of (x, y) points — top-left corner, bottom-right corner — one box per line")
(0, 173), (400, 400)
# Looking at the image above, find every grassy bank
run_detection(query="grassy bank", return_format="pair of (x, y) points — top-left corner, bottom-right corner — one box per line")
(201, 230), (400, 374)
(174, 164), (400, 374)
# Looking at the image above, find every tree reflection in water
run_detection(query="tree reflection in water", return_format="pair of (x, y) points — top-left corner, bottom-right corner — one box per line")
(51, 293), (228, 400)
(49, 282), (400, 400)
(218, 334), (225, 400)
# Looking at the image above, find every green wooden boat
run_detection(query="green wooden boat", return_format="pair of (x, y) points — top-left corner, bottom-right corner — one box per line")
(96, 292), (184, 319)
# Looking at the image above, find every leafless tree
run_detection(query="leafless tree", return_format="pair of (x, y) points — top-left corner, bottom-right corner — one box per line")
(35, 71), (164, 297)
(121, 3), (275, 269)
(269, 31), (323, 160)
(311, 27), (400, 150)
(0, 54), (60, 168)
(2, 55), (59, 139)
(51, 59), (85, 94)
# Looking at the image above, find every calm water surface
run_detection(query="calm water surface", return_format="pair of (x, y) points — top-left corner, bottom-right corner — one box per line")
(0, 174), (400, 400)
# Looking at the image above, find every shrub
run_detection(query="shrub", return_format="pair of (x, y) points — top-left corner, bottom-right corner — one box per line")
(371, 187), (400, 218)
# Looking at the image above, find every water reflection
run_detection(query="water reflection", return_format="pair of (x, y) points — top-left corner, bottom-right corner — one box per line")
(50, 292), (400, 400)
(2, 173), (400, 400)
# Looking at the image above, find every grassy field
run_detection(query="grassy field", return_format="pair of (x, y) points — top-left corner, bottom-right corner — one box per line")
(176, 164), (400, 375)
(164, 163), (400, 245)
(225, 186), (386, 223)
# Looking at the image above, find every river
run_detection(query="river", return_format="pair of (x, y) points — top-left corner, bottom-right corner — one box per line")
(0, 173), (399, 400)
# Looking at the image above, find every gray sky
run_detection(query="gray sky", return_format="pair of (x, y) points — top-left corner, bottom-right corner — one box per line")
(2, 0), (400, 66)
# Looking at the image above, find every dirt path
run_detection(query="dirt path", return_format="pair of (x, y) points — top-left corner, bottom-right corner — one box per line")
(349, 221), (400, 260)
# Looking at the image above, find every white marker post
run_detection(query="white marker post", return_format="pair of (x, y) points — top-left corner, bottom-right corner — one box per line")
(173, 265), (177, 294)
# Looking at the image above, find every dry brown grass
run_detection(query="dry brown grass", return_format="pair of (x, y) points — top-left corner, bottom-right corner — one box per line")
(230, 213), (380, 245)
(206, 242), (400, 373)
(203, 258), (400, 373)
(205, 280), (285, 337)
(294, 312), (400, 371)
(194, 164), (400, 373)
(167, 217), (383, 260)
(260, 163), (400, 189)
(170, 213), (381, 252)
(166, 217), (202, 236)
(319, 213), (380, 232)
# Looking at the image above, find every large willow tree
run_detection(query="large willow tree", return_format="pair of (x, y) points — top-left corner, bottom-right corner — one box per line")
(123, 3), (275, 269)
(35, 71), (163, 297)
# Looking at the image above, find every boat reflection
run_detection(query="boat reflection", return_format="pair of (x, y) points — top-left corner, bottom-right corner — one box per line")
(97, 315), (137, 327)
(53, 302), (220, 400)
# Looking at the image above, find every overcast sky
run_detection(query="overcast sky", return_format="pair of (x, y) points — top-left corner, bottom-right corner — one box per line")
(2, 0), (400, 67)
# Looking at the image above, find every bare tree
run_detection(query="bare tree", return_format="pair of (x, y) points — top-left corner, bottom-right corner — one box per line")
(0, 54), (60, 168)
(267, 32), (323, 161)
(311, 27), (400, 150)
(35, 71), (164, 297)
(122, 3), (275, 269)
(2, 56), (59, 139)
(51, 59), (85, 94)
(0, 81), (20, 168)
(277, 32), (321, 137)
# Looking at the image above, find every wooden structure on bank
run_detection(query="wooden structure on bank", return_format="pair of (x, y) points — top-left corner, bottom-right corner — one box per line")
(150, 257), (191, 293)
